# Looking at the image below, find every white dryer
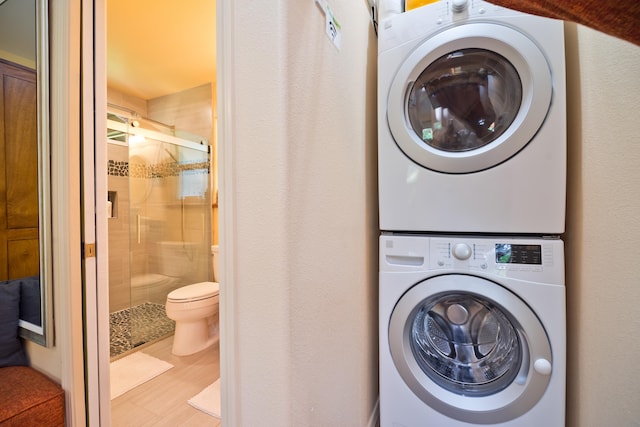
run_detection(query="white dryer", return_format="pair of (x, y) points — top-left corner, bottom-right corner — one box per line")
(379, 234), (565, 426)
(378, 1), (566, 234)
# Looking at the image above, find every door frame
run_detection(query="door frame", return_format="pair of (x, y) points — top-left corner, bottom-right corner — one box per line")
(217, 0), (238, 423)
(82, 0), (238, 424)
(82, 0), (111, 423)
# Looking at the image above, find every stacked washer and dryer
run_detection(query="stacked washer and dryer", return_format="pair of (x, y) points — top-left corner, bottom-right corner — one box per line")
(377, 1), (567, 426)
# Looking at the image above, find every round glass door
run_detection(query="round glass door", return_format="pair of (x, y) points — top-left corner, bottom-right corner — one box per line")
(411, 292), (522, 397)
(407, 49), (522, 154)
(389, 274), (553, 424)
(386, 23), (552, 173)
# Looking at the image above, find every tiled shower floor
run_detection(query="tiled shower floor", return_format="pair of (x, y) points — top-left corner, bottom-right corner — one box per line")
(109, 302), (175, 358)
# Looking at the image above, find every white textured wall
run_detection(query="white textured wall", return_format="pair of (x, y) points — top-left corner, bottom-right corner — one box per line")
(285, 2), (379, 425)
(224, 0), (378, 425)
(565, 24), (640, 426)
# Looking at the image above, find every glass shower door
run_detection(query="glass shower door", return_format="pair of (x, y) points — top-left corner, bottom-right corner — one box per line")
(107, 114), (211, 356)
(128, 129), (211, 348)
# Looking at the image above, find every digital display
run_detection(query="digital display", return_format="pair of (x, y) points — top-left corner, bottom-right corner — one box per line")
(495, 244), (542, 265)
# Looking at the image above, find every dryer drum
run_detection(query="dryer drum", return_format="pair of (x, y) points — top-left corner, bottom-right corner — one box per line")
(410, 293), (523, 397)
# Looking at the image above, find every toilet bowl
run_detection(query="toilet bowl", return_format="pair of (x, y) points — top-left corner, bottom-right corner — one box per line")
(164, 244), (221, 356)
(165, 281), (219, 356)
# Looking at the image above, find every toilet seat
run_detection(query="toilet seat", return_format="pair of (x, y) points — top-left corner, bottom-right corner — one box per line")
(167, 281), (219, 303)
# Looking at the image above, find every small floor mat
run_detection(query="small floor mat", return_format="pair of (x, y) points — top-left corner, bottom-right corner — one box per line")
(110, 352), (174, 399)
(188, 378), (221, 418)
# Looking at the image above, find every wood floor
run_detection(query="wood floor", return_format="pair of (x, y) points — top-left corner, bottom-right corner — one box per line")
(110, 335), (221, 426)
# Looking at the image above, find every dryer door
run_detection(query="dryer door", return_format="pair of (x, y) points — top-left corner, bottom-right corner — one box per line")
(387, 23), (552, 173)
(388, 274), (553, 424)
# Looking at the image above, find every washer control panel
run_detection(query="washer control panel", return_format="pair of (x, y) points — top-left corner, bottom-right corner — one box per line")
(379, 234), (564, 282)
(429, 236), (558, 274)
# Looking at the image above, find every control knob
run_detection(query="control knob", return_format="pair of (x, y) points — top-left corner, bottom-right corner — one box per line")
(452, 0), (468, 13)
(452, 243), (472, 260)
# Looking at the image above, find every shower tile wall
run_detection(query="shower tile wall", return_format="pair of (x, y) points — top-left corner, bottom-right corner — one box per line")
(108, 143), (131, 313)
(148, 83), (218, 248)
(147, 83), (214, 144)
(108, 146), (212, 312)
(107, 84), (214, 314)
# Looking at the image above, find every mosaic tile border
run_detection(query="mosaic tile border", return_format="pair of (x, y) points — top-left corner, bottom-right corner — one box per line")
(108, 159), (210, 178)
(108, 160), (129, 177)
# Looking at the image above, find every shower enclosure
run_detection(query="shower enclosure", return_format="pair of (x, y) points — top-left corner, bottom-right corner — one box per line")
(106, 112), (211, 358)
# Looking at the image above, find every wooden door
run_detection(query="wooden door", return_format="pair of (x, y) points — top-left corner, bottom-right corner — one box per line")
(0, 59), (39, 280)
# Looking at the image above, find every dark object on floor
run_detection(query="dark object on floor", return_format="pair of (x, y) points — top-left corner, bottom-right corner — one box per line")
(0, 366), (65, 426)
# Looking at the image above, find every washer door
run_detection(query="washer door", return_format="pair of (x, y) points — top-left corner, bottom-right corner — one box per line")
(387, 23), (552, 173)
(389, 274), (553, 424)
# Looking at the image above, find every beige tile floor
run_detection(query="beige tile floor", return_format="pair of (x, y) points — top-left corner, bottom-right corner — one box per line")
(111, 335), (220, 427)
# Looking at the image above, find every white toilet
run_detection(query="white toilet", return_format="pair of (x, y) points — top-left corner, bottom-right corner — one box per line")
(165, 245), (220, 356)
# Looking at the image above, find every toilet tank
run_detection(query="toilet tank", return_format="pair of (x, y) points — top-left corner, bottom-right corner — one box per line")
(211, 245), (219, 282)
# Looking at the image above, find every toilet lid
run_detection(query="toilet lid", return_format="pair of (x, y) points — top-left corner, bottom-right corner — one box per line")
(167, 281), (219, 302)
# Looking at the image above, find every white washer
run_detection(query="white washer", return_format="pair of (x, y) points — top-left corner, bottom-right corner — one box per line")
(379, 234), (565, 426)
(378, 1), (566, 234)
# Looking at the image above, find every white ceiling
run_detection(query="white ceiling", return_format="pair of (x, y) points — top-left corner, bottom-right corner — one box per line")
(107, 0), (216, 100)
